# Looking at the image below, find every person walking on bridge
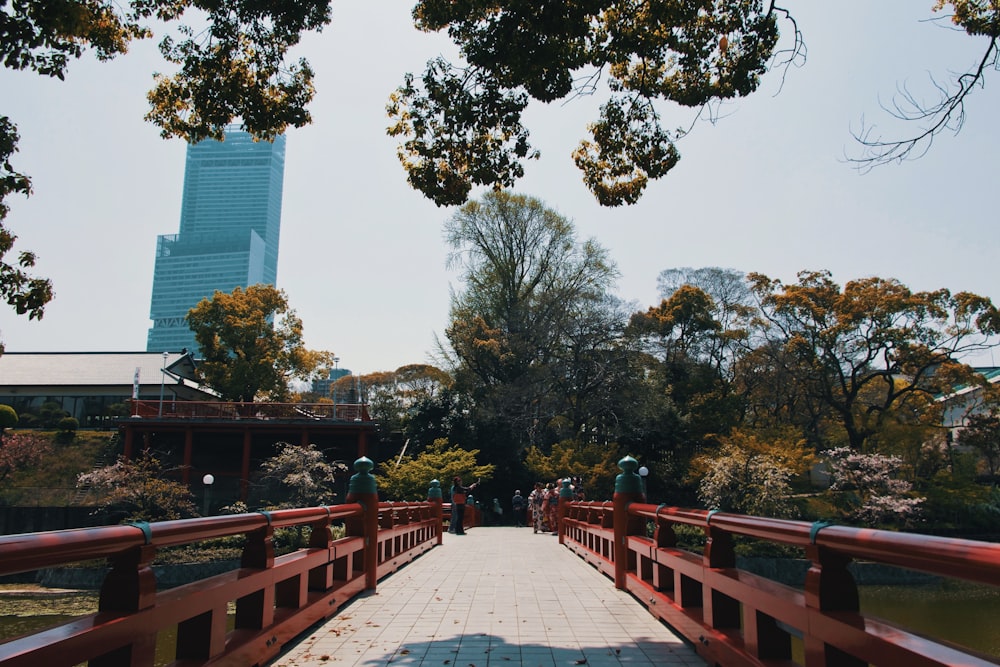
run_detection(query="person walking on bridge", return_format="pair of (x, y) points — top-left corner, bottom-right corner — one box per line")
(450, 476), (478, 535)
(511, 489), (526, 526)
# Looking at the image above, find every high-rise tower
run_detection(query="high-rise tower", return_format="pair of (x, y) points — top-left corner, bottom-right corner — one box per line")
(147, 128), (286, 355)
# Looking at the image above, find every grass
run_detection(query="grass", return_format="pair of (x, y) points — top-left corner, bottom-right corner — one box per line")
(1, 430), (117, 506)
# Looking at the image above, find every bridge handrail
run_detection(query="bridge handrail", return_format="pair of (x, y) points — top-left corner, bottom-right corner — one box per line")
(0, 505), (366, 576)
(128, 399), (372, 421)
(625, 502), (1000, 586)
(0, 479), (444, 667)
(562, 489), (1000, 667)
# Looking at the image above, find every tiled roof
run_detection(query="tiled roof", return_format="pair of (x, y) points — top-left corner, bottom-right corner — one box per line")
(0, 352), (194, 387)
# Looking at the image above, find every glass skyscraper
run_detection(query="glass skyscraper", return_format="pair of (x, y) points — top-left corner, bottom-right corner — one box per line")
(147, 128), (286, 355)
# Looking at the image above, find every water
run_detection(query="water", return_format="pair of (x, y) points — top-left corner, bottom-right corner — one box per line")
(859, 581), (1000, 658)
(0, 590), (233, 666)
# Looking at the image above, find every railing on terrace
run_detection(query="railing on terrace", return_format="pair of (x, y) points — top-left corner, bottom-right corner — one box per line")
(558, 455), (1000, 667)
(128, 400), (371, 422)
(0, 458), (440, 667)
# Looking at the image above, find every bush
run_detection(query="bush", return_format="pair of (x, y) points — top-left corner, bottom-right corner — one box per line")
(54, 417), (79, 443)
(0, 404), (17, 432)
(58, 417), (79, 432)
(17, 413), (38, 428)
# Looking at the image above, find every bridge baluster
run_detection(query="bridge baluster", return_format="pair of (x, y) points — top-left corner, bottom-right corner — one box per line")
(236, 515), (276, 632)
(804, 543), (865, 667)
(92, 540), (158, 667)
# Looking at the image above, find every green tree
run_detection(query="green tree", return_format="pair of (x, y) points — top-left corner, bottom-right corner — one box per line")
(656, 267), (758, 377)
(623, 284), (744, 481)
(77, 451), (197, 522)
(38, 400), (68, 428)
(443, 190), (618, 462)
(1, 118), (53, 332)
(380, 438), (494, 501)
(390, 2), (999, 206)
(187, 284), (333, 401)
(691, 427), (813, 517)
(960, 412), (1000, 480)
(695, 444), (796, 518)
(523, 440), (620, 499)
(749, 270), (1000, 452)
(257, 442), (347, 508)
(356, 365), (452, 441)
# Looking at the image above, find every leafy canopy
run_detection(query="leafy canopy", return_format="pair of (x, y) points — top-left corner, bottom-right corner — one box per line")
(524, 439), (621, 499)
(380, 438), (494, 501)
(390, 0), (779, 206)
(187, 284), (333, 401)
(391, 2), (1000, 206)
(749, 270), (1000, 452)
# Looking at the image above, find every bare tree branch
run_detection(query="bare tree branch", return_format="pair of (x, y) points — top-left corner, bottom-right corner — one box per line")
(848, 35), (999, 172)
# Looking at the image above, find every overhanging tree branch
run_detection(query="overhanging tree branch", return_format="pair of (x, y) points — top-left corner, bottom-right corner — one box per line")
(848, 35), (998, 171)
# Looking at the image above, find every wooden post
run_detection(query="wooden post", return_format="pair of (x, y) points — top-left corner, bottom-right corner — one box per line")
(613, 455), (645, 590)
(803, 536), (865, 667)
(427, 479), (444, 545)
(346, 456), (380, 590)
(92, 524), (157, 667)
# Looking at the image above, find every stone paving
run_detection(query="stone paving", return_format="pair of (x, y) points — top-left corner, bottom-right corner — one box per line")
(269, 526), (703, 667)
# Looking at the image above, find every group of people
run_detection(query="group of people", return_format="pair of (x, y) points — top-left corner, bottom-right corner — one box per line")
(450, 475), (586, 534)
(511, 476), (586, 533)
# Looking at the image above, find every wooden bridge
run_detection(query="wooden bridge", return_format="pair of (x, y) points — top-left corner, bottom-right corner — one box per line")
(1, 456), (999, 667)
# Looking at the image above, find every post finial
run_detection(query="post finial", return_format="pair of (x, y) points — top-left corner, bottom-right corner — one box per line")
(615, 455), (643, 494)
(348, 456), (377, 494)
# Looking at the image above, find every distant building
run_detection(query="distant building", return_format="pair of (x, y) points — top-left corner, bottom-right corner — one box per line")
(147, 128), (286, 355)
(312, 368), (352, 398)
(938, 367), (1000, 441)
(0, 351), (217, 428)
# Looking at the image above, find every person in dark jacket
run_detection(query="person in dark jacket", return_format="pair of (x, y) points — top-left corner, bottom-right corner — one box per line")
(511, 489), (526, 527)
(450, 476), (478, 535)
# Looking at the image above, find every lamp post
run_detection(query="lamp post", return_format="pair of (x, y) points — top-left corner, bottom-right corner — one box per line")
(638, 465), (649, 498)
(202, 473), (215, 516)
(332, 356), (340, 417)
(158, 351), (169, 417)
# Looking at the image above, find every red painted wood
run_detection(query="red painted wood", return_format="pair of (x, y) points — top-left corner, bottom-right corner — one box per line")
(0, 501), (440, 667)
(563, 501), (1000, 667)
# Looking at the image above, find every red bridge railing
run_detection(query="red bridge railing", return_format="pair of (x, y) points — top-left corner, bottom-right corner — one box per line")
(129, 400), (371, 422)
(0, 458), (443, 667)
(558, 457), (1000, 667)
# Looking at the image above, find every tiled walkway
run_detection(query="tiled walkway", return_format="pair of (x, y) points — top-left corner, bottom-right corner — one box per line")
(269, 526), (703, 667)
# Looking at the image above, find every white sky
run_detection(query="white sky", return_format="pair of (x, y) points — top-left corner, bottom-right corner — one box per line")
(1, 1), (998, 374)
